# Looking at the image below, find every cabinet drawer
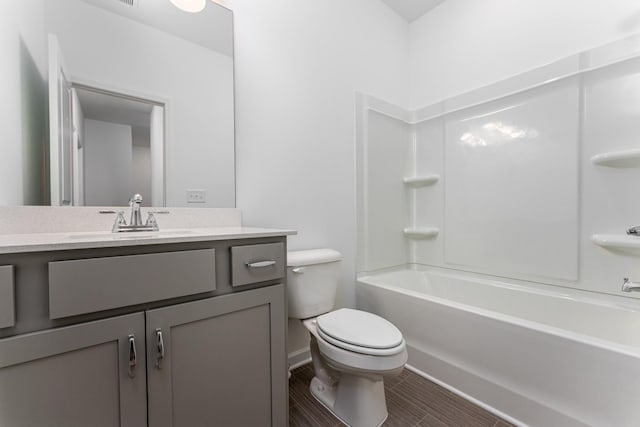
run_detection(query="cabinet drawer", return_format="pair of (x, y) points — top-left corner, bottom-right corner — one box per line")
(49, 249), (216, 319)
(0, 265), (14, 329)
(231, 243), (284, 287)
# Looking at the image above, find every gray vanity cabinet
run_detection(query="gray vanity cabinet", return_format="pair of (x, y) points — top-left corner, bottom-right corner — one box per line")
(0, 312), (147, 427)
(146, 284), (287, 427)
(0, 236), (289, 427)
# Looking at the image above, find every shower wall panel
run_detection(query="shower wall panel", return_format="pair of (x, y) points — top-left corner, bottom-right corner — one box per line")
(360, 110), (412, 271)
(412, 118), (445, 266)
(358, 33), (640, 298)
(442, 79), (580, 282)
(581, 57), (640, 294)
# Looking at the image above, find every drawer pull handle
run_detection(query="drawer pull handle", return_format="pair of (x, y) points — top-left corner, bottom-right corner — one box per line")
(128, 335), (137, 378)
(156, 329), (165, 369)
(246, 260), (277, 268)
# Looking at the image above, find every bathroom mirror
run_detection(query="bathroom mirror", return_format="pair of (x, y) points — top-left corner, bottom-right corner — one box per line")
(1, 0), (235, 207)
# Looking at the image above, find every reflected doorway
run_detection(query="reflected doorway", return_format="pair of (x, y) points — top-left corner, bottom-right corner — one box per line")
(72, 86), (165, 206)
(48, 33), (165, 207)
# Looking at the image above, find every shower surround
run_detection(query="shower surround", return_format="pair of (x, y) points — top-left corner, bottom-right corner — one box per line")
(356, 34), (640, 426)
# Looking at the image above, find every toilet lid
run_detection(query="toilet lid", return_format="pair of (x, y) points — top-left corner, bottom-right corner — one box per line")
(316, 308), (404, 354)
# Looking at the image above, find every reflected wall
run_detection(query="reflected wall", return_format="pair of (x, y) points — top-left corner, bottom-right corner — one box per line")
(0, 0), (235, 207)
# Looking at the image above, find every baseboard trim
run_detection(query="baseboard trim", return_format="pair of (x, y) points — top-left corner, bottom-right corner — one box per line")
(288, 347), (311, 371)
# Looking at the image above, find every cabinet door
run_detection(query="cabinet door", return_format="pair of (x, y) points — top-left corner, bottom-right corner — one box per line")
(147, 285), (287, 427)
(0, 312), (147, 427)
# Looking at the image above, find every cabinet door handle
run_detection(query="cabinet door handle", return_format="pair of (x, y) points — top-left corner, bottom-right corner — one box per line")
(156, 328), (165, 369)
(128, 335), (137, 378)
(246, 260), (276, 268)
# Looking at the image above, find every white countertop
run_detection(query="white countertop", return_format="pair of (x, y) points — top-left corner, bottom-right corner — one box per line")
(0, 227), (296, 254)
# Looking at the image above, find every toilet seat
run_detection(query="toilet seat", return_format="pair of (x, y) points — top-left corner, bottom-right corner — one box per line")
(303, 314), (408, 376)
(316, 309), (405, 356)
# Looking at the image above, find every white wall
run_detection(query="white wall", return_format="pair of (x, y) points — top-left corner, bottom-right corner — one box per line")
(225, 0), (410, 358)
(409, 0), (640, 108)
(132, 144), (152, 204)
(0, 0), (47, 206)
(84, 119), (132, 206)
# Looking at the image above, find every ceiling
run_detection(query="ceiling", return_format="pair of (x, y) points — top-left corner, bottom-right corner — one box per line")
(76, 88), (154, 129)
(380, 0), (445, 22)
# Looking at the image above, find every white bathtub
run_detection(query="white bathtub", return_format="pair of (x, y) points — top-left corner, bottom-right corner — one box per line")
(356, 267), (640, 427)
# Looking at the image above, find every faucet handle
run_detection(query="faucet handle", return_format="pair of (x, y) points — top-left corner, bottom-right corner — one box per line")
(112, 211), (127, 232)
(145, 212), (159, 231)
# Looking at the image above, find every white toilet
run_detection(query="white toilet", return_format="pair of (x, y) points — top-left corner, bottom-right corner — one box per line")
(287, 249), (407, 427)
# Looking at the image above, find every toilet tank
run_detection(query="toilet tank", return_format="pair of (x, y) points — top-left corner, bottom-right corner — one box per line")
(287, 249), (342, 319)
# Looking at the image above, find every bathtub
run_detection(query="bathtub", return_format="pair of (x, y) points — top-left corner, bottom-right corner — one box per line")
(356, 267), (640, 427)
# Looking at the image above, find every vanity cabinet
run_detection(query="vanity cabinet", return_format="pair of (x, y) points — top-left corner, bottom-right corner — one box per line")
(147, 285), (286, 427)
(0, 313), (147, 427)
(0, 235), (289, 427)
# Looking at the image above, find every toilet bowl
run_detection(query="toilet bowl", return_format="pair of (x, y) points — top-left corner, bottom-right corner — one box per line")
(287, 249), (407, 427)
(303, 309), (407, 427)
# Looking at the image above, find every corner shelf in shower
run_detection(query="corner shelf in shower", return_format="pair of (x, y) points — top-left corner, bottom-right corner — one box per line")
(403, 175), (439, 188)
(403, 227), (439, 239)
(591, 234), (640, 256)
(591, 149), (640, 167)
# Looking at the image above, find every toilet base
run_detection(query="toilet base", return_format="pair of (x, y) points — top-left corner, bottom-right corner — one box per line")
(309, 373), (388, 427)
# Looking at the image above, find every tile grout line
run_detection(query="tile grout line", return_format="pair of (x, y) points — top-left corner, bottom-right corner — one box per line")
(290, 365), (511, 427)
(412, 413), (428, 427)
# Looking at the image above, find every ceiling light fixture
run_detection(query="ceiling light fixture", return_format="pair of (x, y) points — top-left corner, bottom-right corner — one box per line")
(169, 0), (206, 13)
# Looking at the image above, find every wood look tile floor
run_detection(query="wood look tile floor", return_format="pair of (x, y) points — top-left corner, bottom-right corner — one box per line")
(289, 364), (515, 427)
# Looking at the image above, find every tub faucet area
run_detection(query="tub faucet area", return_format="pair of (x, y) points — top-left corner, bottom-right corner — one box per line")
(621, 278), (640, 292)
(626, 225), (640, 235)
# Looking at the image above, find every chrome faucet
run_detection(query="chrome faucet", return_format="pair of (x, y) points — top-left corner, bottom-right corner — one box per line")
(621, 278), (640, 292)
(111, 194), (160, 233)
(130, 194), (143, 227)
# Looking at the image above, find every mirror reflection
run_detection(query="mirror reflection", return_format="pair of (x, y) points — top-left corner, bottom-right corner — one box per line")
(1, 0), (235, 207)
(73, 86), (164, 207)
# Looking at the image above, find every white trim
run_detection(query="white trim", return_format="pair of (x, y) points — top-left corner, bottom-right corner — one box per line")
(287, 348), (311, 370)
(363, 33), (640, 128)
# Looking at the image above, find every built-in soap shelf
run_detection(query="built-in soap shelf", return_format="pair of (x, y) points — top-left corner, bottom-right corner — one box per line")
(403, 175), (439, 188)
(591, 149), (640, 167)
(403, 227), (439, 239)
(591, 234), (640, 256)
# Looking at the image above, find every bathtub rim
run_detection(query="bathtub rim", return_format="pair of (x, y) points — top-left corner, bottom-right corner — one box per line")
(357, 264), (640, 358)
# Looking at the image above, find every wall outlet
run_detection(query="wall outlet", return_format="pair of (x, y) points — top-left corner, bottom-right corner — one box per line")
(186, 189), (206, 203)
